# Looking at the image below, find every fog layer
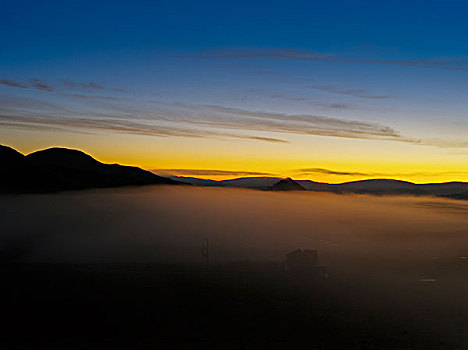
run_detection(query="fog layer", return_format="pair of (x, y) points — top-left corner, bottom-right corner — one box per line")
(2, 186), (468, 267)
(3, 186), (468, 347)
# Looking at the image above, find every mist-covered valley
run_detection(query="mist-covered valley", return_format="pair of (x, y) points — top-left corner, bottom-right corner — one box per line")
(2, 186), (468, 349)
(2, 185), (468, 265)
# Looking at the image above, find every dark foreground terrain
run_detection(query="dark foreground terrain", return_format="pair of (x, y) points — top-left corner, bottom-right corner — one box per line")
(3, 187), (468, 349)
(1, 262), (467, 350)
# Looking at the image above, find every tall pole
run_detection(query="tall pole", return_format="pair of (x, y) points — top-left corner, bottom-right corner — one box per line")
(202, 238), (209, 265)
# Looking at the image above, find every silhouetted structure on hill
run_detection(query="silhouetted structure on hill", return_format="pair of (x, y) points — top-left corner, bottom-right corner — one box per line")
(285, 249), (327, 276)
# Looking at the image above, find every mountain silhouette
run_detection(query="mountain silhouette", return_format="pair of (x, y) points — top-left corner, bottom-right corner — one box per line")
(169, 176), (221, 187)
(335, 179), (425, 195)
(221, 177), (283, 188)
(5, 144), (468, 199)
(444, 190), (468, 200)
(169, 176), (283, 189)
(271, 178), (306, 191)
(418, 182), (468, 195)
(0, 145), (24, 163)
(169, 175), (468, 200)
(1, 145), (181, 193)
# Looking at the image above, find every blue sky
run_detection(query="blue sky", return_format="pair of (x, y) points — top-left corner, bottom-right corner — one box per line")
(2, 0), (468, 181)
(3, 0), (468, 56)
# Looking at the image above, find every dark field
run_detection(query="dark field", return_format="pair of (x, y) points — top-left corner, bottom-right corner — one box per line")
(2, 261), (468, 350)
(2, 186), (468, 349)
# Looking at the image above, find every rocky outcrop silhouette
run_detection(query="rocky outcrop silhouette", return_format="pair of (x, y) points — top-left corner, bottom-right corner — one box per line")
(271, 178), (306, 191)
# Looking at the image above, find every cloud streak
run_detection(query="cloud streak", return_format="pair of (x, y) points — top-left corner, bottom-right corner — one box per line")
(297, 168), (372, 176)
(157, 102), (403, 139)
(0, 113), (288, 144)
(62, 80), (104, 90)
(0, 79), (28, 89)
(0, 78), (121, 93)
(3, 93), (468, 148)
(311, 85), (390, 99)
(0, 94), (408, 144)
(0, 78), (54, 91)
(177, 47), (468, 71)
(28, 78), (54, 92)
(153, 169), (275, 176)
(295, 167), (468, 178)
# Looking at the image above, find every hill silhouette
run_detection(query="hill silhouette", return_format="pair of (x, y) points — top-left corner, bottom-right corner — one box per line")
(334, 179), (426, 195)
(170, 176), (282, 189)
(1, 145), (181, 193)
(5, 144), (468, 199)
(169, 175), (468, 200)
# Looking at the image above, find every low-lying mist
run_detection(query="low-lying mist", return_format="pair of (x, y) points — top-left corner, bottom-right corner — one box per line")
(2, 185), (468, 270)
(3, 185), (468, 347)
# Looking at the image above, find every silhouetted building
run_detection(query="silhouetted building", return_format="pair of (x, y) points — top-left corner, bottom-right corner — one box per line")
(285, 249), (327, 276)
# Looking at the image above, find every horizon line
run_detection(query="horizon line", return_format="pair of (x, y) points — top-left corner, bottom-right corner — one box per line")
(4, 143), (468, 186)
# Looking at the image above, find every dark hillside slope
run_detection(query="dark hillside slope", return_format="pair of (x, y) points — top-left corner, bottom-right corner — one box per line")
(1, 146), (181, 193)
(0, 145), (64, 193)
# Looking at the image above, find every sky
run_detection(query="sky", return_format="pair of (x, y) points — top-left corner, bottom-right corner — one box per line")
(2, 0), (468, 182)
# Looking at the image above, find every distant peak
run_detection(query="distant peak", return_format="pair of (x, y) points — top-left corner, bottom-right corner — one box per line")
(29, 147), (92, 156)
(28, 147), (94, 159)
(271, 178), (306, 191)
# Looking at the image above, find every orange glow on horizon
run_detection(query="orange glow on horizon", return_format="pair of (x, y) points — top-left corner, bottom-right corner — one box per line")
(3, 127), (468, 185)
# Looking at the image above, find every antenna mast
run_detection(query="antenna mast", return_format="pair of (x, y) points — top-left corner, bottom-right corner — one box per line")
(202, 238), (209, 265)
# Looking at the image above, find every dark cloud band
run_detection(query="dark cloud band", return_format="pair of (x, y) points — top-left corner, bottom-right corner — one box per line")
(177, 47), (468, 71)
(153, 169), (275, 176)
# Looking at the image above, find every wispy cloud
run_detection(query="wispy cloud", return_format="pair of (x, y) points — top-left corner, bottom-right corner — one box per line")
(0, 79), (28, 89)
(3, 93), (468, 148)
(0, 78), (123, 93)
(28, 78), (54, 92)
(246, 136), (288, 143)
(61, 80), (126, 93)
(0, 109), (289, 144)
(0, 78), (54, 92)
(0, 94), (407, 144)
(295, 167), (468, 178)
(233, 89), (389, 112)
(297, 168), (373, 176)
(153, 169), (275, 176)
(177, 47), (468, 71)
(417, 138), (468, 148)
(168, 103), (409, 142)
(311, 85), (390, 99)
(62, 80), (104, 90)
